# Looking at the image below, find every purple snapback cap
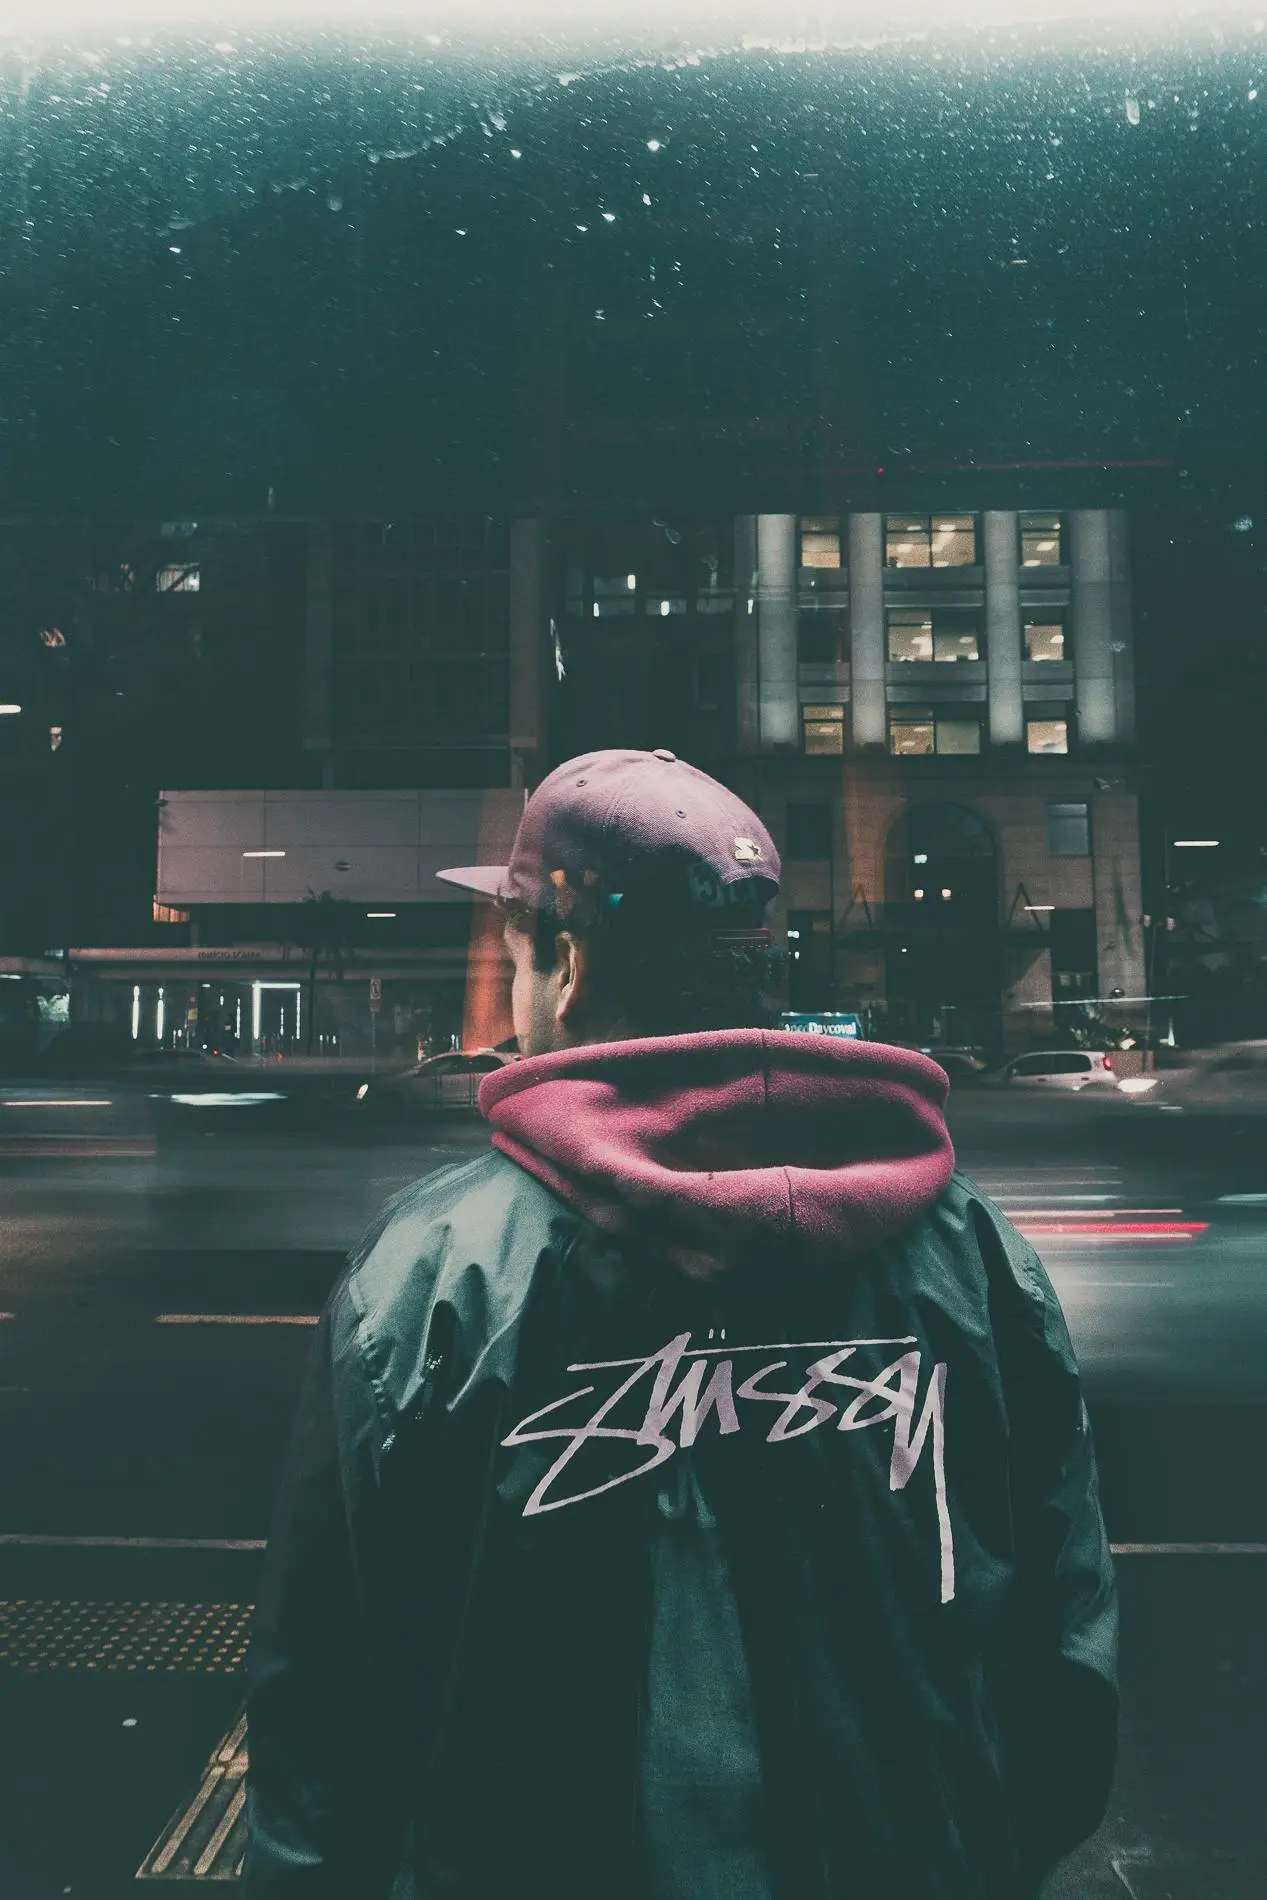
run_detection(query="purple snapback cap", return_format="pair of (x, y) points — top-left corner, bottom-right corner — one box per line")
(437, 747), (780, 926)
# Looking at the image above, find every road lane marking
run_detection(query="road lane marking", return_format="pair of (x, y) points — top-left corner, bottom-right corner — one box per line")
(0, 1139), (155, 1157)
(997, 1194), (1120, 1204)
(1111, 1543), (1267, 1556)
(155, 1314), (319, 1326)
(3, 1536), (1259, 1557)
(0, 1535), (266, 1550)
(1005, 1209), (1183, 1219)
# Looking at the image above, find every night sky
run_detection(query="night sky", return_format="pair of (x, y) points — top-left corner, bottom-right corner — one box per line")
(0, 24), (1263, 882)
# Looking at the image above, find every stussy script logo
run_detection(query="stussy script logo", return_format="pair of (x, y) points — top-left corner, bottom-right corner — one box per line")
(502, 1332), (955, 1603)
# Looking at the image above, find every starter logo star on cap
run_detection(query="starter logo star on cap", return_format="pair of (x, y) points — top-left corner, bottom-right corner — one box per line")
(733, 837), (764, 863)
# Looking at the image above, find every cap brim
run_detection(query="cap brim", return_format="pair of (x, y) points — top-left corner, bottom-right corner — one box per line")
(435, 864), (509, 899)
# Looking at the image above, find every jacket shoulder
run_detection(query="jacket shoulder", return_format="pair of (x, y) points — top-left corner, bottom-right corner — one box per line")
(341, 1148), (579, 1431)
(939, 1166), (1073, 1354)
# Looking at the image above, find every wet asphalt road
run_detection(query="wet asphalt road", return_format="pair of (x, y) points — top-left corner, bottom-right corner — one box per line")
(0, 1078), (1263, 1897)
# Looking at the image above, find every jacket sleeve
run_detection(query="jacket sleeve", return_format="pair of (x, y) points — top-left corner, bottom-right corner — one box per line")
(244, 1274), (414, 1899)
(974, 1198), (1120, 1893)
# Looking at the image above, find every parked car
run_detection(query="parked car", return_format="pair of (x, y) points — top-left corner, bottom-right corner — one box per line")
(354, 1048), (516, 1115)
(1125, 1041), (1267, 1115)
(996, 1049), (1120, 1092)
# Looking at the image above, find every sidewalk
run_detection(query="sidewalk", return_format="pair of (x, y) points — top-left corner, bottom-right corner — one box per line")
(1, 1552), (1263, 1895)
(1050, 1558), (1266, 1899)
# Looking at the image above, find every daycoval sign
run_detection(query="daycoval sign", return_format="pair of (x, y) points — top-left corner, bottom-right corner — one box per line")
(777, 1012), (862, 1039)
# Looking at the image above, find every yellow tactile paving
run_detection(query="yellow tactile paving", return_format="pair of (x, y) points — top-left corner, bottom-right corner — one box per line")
(0, 1601), (253, 1673)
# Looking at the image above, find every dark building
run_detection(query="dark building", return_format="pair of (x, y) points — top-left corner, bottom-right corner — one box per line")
(63, 502), (1142, 1062)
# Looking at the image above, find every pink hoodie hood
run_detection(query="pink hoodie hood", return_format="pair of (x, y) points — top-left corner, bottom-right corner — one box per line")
(479, 1030), (955, 1280)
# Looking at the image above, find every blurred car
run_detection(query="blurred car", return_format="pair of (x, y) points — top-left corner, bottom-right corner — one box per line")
(995, 1050), (1120, 1092)
(1125, 1041), (1267, 1114)
(121, 1047), (241, 1072)
(354, 1048), (516, 1115)
(922, 1045), (989, 1080)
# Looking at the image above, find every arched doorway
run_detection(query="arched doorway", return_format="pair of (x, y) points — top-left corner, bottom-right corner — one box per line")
(883, 804), (1000, 1049)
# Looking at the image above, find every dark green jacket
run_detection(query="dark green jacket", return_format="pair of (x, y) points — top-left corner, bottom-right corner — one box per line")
(245, 1151), (1117, 1900)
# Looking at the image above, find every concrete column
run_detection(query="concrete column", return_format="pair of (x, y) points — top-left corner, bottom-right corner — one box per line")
(734, 516), (760, 754)
(847, 512), (885, 747)
(302, 519), (335, 756)
(509, 518), (547, 788)
(1071, 511), (1117, 745)
(983, 510), (1023, 746)
(1092, 788), (1146, 999)
(755, 514), (799, 748)
(1107, 509), (1136, 744)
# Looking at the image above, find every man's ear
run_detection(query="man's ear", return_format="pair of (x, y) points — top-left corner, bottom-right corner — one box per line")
(554, 930), (593, 1028)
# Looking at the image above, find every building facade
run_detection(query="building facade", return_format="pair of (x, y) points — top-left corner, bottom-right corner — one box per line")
(128, 503), (1143, 1059)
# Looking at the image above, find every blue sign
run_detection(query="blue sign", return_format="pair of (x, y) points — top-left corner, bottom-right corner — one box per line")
(778, 1012), (863, 1040)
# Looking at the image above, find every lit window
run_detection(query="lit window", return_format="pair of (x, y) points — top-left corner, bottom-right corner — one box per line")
(931, 517), (978, 566)
(935, 621), (980, 663)
(1027, 719), (1069, 755)
(1025, 620), (1066, 662)
(1048, 801), (1091, 855)
(647, 596), (687, 616)
(1020, 513), (1064, 566)
(889, 710), (981, 756)
(153, 900), (190, 924)
(156, 564), (200, 593)
(889, 711), (935, 756)
(886, 515), (977, 568)
(887, 609), (981, 663)
(799, 518), (841, 569)
(802, 704), (845, 754)
(887, 612), (933, 662)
